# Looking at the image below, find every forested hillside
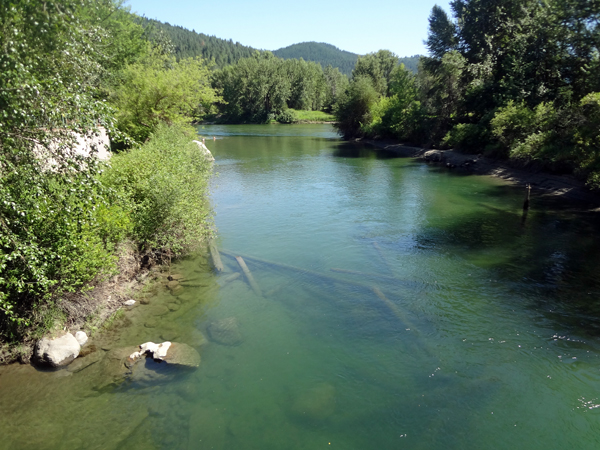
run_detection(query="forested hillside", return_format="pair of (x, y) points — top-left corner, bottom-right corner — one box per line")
(137, 17), (257, 67)
(397, 55), (421, 73)
(273, 42), (358, 76)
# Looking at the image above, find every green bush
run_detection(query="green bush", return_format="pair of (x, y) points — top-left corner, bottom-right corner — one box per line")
(333, 76), (379, 139)
(0, 162), (123, 334)
(443, 122), (490, 153)
(102, 124), (214, 258)
(276, 110), (299, 124)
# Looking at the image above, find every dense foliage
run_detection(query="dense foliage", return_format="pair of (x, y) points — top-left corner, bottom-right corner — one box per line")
(110, 51), (221, 143)
(0, 0), (216, 348)
(102, 124), (214, 257)
(212, 52), (348, 123)
(334, 0), (600, 187)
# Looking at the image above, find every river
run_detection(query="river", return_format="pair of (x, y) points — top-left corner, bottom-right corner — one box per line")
(1, 124), (600, 449)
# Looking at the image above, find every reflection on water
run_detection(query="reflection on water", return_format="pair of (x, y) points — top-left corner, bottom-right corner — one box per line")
(2, 124), (600, 449)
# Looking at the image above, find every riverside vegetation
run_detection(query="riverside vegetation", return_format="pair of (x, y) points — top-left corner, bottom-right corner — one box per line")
(332, 1), (600, 189)
(0, 0), (217, 361)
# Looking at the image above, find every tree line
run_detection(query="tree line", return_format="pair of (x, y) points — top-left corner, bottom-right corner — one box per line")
(333, 0), (600, 188)
(211, 52), (348, 123)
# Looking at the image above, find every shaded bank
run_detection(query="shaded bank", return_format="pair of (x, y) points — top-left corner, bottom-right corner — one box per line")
(360, 139), (600, 206)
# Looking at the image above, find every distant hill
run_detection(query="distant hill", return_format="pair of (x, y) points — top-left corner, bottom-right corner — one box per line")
(137, 17), (257, 67)
(135, 21), (422, 75)
(398, 55), (421, 74)
(274, 42), (422, 76)
(273, 42), (358, 76)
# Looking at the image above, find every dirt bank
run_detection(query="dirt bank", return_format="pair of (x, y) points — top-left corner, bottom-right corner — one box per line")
(362, 139), (600, 206)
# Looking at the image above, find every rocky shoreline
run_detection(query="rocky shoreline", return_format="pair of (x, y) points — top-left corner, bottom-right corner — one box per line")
(362, 139), (600, 207)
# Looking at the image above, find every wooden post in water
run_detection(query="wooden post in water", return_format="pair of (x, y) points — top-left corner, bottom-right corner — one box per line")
(523, 184), (531, 211)
(521, 184), (531, 225)
(209, 240), (224, 272)
(236, 256), (263, 296)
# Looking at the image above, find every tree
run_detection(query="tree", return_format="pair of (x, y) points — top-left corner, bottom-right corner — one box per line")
(110, 52), (221, 143)
(426, 5), (457, 58)
(323, 65), (349, 112)
(333, 76), (379, 139)
(213, 52), (292, 122)
(352, 50), (399, 96)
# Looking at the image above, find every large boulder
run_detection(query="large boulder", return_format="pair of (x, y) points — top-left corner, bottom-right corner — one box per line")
(34, 332), (81, 367)
(162, 342), (200, 368)
(132, 341), (201, 368)
(207, 317), (243, 346)
(193, 140), (215, 161)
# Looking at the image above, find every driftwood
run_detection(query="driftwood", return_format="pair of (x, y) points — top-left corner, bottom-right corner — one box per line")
(209, 240), (224, 272)
(330, 267), (402, 284)
(372, 241), (395, 275)
(221, 272), (241, 284)
(265, 279), (296, 298)
(235, 256), (263, 296)
(220, 249), (373, 290)
(371, 286), (418, 332)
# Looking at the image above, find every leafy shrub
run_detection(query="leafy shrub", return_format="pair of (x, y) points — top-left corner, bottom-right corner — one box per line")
(333, 76), (379, 139)
(110, 53), (221, 144)
(0, 159), (123, 333)
(443, 122), (490, 153)
(102, 124), (214, 258)
(276, 110), (299, 124)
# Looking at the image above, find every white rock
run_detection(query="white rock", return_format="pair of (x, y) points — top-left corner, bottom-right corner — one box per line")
(139, 341), (172, 360)
(75, 331), (88, 346)
(129, 351), (142, 360)
(35, 332), (81, 367)
(193, 140), (215, 161)
(123, 299), (136, 306)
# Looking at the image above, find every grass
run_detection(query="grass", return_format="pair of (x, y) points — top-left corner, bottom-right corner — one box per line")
(289, 109), (335, 123)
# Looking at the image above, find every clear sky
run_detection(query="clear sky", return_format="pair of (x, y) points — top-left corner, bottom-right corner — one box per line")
(124, 0), (452, 57)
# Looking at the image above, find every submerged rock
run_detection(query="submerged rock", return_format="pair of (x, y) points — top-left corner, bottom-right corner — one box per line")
(93, 346), (139, 389)
(67, 349), (103, 373)
(161, 342), (201, 368)
(207, 317), (243, 346)
(289, 382), (336, 422)
(34, 332), (80, 368)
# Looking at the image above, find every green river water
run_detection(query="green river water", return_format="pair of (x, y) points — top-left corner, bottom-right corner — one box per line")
(2, 124), (600, 449)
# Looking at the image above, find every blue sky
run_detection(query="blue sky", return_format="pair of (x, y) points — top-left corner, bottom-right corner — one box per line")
(124, 0), (452, 57)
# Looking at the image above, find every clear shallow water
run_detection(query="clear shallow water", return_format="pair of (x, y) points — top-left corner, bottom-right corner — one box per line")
(2, 124), (600, 449)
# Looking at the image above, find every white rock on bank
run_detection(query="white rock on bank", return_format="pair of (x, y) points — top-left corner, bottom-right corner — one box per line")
(193, 140), (215, 161)
(35, 332), (81, 367)
(75, 331), (88, 346)
(123, 299), (136, 306)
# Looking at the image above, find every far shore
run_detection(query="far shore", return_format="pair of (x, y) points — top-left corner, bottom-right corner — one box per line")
(360, 139), (600, 207)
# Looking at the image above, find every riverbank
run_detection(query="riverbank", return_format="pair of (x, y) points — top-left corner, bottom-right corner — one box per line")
(362, 139), (600, 206)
